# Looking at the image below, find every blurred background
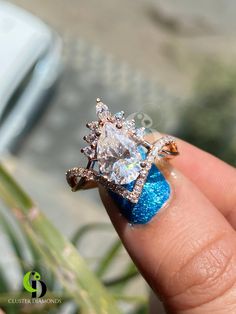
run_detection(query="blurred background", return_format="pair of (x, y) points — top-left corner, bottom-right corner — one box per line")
(0, 0), (235, 313)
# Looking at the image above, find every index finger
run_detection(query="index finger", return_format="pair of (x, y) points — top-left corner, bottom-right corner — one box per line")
(172, 139), (236, 226)
(146, 134), (236, 227)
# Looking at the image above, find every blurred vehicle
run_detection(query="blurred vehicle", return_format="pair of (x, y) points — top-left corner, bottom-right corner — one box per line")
(0, 1), (62, 155)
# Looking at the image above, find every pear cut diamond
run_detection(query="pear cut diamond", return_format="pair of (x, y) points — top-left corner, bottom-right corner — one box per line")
(97, 122), (143, 184)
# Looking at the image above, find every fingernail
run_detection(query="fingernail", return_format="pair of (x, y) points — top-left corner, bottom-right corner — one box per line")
(109, 164), (171, 224)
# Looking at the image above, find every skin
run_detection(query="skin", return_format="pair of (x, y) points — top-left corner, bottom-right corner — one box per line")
(99, 136), (236, 314)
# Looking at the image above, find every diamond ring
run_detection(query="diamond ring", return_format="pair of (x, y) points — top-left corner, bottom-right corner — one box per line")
(66, 98), (179, 206)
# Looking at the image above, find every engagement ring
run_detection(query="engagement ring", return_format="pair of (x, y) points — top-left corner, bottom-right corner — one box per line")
(66, 99), (179, 207)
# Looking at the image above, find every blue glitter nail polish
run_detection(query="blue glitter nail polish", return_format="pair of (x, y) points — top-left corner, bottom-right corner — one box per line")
(109, 164), (170, 224)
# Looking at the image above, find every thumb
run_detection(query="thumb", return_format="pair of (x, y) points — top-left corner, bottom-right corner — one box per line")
(99, 165), (236, 313)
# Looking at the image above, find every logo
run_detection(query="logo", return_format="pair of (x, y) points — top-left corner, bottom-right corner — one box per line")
(127, 112), (154, 129)
(23, 271), (47, 298)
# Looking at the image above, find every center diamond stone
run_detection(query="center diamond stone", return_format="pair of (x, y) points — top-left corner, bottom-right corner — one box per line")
(97, 122), (143, 184)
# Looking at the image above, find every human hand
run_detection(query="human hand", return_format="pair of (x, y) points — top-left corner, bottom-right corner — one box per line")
(99, 136), (236, 314)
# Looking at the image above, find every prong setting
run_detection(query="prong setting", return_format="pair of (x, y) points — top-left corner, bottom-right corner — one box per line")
(66, 99), (178, 203)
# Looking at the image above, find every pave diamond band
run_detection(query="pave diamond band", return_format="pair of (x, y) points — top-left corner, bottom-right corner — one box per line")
(66, 99), (179, 204)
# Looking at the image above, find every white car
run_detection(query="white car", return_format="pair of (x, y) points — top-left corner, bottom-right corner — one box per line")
(0, 1), (62, 154)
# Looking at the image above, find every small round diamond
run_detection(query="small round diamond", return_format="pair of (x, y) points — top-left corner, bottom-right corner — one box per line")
(82, 146), (95, 159)
(84, 133), (97, 144)
(124, 119), (135, 131)
(86, 121), (99, 130)
(115, 111), (125, 120)
(135, 127), (145, 139)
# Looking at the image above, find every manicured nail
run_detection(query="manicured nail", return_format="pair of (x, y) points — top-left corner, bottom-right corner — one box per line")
(109, 164), (171, 224)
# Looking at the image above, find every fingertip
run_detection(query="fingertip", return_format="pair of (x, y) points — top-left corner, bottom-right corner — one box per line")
(98, 169), (236, 312)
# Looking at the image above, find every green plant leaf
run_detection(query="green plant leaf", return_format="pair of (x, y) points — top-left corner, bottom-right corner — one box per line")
(96, 240), (122, 278)
(0, 211), (28, 273)
(71, 223), (111, 247)
(0, 205), (56, 292)
(0, 267), (9, 293)
(112, 294), (147, 305)
(104, 262), (139, 293)
(0, 164), (121, 314)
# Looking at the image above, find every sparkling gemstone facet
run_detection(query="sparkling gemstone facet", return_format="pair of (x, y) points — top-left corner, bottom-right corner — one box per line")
(135, 127), (145, 139)
(97, 122), (143, 184)
(124, 119), (135, 131)
(114, 111), (125, 121)
(96, 102), (110, 121)
(109, 164), (171, 224)
(82, 146), (95, 159)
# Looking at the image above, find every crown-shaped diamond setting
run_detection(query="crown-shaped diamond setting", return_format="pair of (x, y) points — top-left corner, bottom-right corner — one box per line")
(66, 99), (178, 203)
